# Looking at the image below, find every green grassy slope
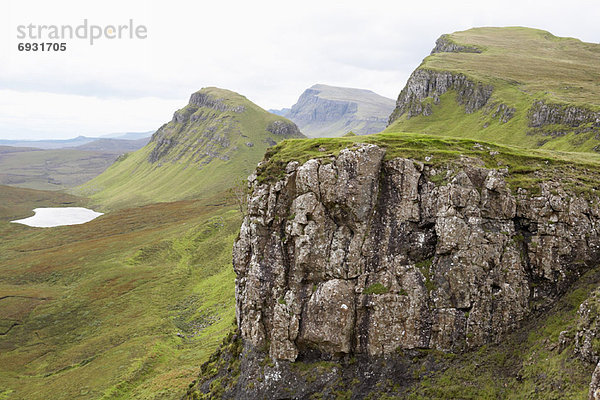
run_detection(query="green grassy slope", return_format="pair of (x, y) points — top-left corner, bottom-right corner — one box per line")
(387, 27), (600, 152)
(76, 87), (303, 210)
(0, 185), (240, 400)
(0, 87), (301, 398)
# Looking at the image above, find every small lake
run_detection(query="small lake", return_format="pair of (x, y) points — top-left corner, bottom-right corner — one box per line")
(11, 207), (104, 228)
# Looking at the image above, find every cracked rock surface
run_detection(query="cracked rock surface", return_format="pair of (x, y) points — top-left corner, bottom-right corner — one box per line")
(234, 144), (600, 362)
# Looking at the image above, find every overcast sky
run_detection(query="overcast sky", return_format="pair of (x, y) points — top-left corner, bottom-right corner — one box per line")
(1, 0), (599, 140)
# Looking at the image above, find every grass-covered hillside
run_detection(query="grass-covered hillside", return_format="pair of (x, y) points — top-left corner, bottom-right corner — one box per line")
(0, 87), (302, 399)
(387, 27), (600, 152)
(76, 87), (303, 210)
(0, 185), (83, 221)
(0, 185), (240, 400)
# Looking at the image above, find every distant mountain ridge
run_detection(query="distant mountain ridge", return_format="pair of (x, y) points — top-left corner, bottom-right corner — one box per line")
(73, 137), (150, 152)
(0, 131), (153, 150)
(0, 136), (95, 149)
(271, 84), (395, 137)
(100, 131), (154, 140)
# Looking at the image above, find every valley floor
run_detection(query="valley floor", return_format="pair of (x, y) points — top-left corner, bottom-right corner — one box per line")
(0, 186), (240, 400)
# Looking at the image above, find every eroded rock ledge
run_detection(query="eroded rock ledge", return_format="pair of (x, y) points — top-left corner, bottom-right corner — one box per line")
(234, 144), (600, 363)
(430, 34), (483, 54)
(388, 69), (494, 123)
(528, 100), (600, 140)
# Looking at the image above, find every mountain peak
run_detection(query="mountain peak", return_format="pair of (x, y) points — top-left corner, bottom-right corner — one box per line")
(78, 87), (303, 209)
(189, 87), (249, 106)
(308, 83), (384, 99)
(387, 27), (600, 152)
(273, 84), (395, 137)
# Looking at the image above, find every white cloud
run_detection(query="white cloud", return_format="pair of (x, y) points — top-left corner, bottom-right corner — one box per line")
(1, 0), (599, 139)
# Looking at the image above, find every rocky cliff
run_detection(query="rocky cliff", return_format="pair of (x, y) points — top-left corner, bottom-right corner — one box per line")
(387, 69), (494, 123)
(186, 136), (600, 398)
(235, 144), (600, 361)
(184, 28), (600, 398)
(388, 68), (600, 143)
(272, 84), (396, 138)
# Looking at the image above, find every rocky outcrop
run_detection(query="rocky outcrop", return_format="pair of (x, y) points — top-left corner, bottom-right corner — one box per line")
(431, 34), (482, 54)
(148, 136), (176, 164)
(485, 102), (516, 124)
(571, 275), (600, 399)
(189, 92), (246, 114)
(575, 288), (600, 364)
(388, 69), (493, 124)
(289, 88), (358, 123)
(527, 100), (600, 138)
(234, 144), (600, 363)
(266, 120), (302, 137)
(529, 101), (600, 128)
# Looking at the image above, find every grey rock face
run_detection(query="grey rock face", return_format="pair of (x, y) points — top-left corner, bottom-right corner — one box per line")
(267, 120), (302, 137)
(575, 289), (600, 363)
(529, 101), (600, 128)
(148, 136), (176, 163)
(234, 144), (600, 362)
(528, 100), (600, 139)
(288, 88), (359, 123)
(388, 69), (493, 124)
(487, 102), (516, 124)
(591, 362), (600, 400)
(431, 34), (482, 54)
